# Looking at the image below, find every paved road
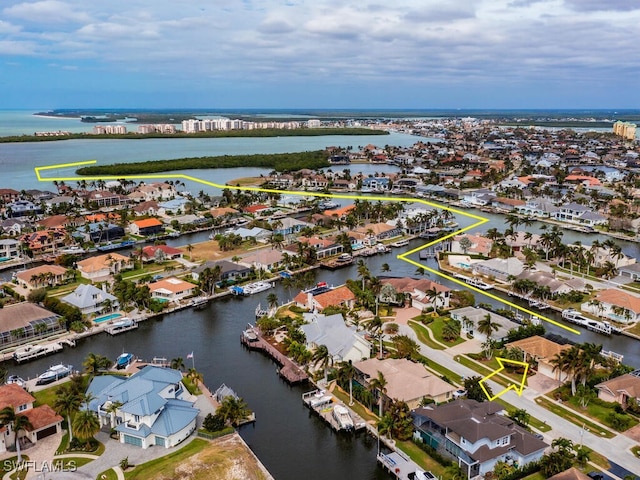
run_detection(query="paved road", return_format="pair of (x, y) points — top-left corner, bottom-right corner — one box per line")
(398, 324), (640, 475)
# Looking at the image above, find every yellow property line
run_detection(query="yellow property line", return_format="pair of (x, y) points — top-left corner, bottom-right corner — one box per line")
(35, 160), (579, 335)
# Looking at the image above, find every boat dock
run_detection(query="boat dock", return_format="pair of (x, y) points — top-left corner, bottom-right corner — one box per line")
(105, 318), (139, 336)
(241, 326), (308, 384)
(13, 342), (64, 363)
(377, 451), (436, 480)
(302, 389), (367, 432)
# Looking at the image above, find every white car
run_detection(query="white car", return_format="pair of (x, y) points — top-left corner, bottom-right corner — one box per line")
(453, 389), (467, 399)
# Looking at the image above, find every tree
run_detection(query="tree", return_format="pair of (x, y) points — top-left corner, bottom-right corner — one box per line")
(336, 360), (357, 406)
(54, 383), (83, 443)
(369, 371), (388, 416)
(0, 407), (33, 462)
(459, 236), (472, 254)
(391, 334), (420, 359)
(477, 313), (499, 341)
(441, 318), (461, 342)
(377, 400), (414, 441)
(311, 344), (332, 384)
(72, 409), (100, 449)
(83, 353), (112, 376)
(464, 376), (491, 402)
(508, 408), (530, 428)
(266, 292), (279, 311)
(203, 413), (226, 432)
(170, 357), (186, 371)
(216, 396), (250, 427)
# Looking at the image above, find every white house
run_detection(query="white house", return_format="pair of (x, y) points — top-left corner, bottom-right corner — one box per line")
(61, 284), (119, 316)
(300, 312), (371, 364)
(148, 277), (197, 303)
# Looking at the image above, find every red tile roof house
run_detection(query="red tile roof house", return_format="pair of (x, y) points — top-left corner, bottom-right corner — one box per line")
(148, 277), (197, 303)
(0, 383), (63, 454)
(16, 264), (72, 289)
(294, 285), (356, 312)
(141, 245), (183, 262)
(129, 218), (164, 236)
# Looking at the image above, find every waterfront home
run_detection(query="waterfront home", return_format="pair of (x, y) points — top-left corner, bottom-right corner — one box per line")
(585, 245), (636, 268)
(595, 370), (640, 406)
(83, 190), (125, 208)
(285, 236), (343, 259)
(0, 188), (20, 203)
(362, 176), (391, 191)
(617, 263), (640, 281)
(302, 174), (328, 190)
(158, 197), (189, 215)
(271, 217), (314, 236)
(462, 189), (496, 207)
(192, 260), (251, 283)
(505, 336), (572, 381)
(0, 239), (20, 260)
(450, 306), (518, 343)
(210, 206), (240, 219)
(411, 400), (547, 478)
(16, 265), (71, 289)
(581, 289), (640, 324)
(38, 214), (84, 230)
(379, 277), (451, 310)
(148, 277), (197, 303)
(129, 218), (164, 236)
(133, 182), (176, 201)
(0, 302), (64, 347)
(472, 257), (524, 282)
(504, 231), (541, 252)
(44, 195), (77, 210)
(77, 253), (133, 281)
(0, 384), (63, 454)
(491, 197), (526, 212)
(450, 234), (492, 256)
(554, 202), (607, 227)
(242, 204), (270, 216)
(61, 284), (119, 315)
(516, 199), (559, 218)
(20, 229), (66, 255)
(7, 199), (42, 218)
(294, 285), (356, 311)
(352, 222), (401, 242)
(82, 222), (125, 243)
(132, 200), (160, 216)
(140, 245), (183, 262)
(354, 358), (457, 408)
(225, 226), (271, 242)
(86, 366), (198, 449)
(515, 270), (586, 296)
(240, 249), (285, 273)
(300, 313), (371, 364)
(324, 204), (355, 219)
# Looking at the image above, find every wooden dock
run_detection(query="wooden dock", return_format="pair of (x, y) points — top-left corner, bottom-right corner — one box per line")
(241, 327), (308, 384)
(302, 389), (367, 432)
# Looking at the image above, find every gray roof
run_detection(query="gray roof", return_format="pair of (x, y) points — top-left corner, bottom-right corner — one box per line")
(300, 313), (365, 360)
(61, 284), (118, 309)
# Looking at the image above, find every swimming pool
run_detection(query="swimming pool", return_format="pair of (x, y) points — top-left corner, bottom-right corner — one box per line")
(94, 313), (123, 324)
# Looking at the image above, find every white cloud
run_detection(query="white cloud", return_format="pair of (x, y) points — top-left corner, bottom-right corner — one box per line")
(3, 0), (91, 24)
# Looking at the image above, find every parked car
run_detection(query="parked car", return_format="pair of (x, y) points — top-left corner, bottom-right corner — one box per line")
(453, 389), (467, 399)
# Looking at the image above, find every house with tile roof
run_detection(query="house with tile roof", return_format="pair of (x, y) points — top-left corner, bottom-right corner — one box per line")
(0, 383), (63, 453)
(240, 249), (285, 273)
(294, 285), (356, 311)
(129, 218), (164, 236)
(77, 253), (133, 281)
(191, 260), (251, 283)
(86, 366), (198, 449)
(354, 358), (457, 408)
(450, 307), (519, 343)
(148, 277), (197, 303)
(379, 277), (451, 310)
(140, 245), (183, 263)
(595, 370), (640, 406)
(300, 313), (370, 364)
(411, 400), (547, 478)
(505, 336), (572, 381)
(61, 284), (119, 315)
(581, 288), (640, 324)
(15, 264), (72, 289)
(547, 468), (591, 480)
(451, 234), (493, 256)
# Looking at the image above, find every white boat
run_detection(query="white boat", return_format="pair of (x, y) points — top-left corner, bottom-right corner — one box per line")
(561, 308), (588, 325)
(59, 246), (86, 255)
(332, 404), (354, 431)
(390, 239), (410, 248)
(36, 364), (73, 385)
(242, 281), (272, 295)
(105, 317), (138, 335)
(336, 253), (353, 263)
(307, 390), (333, 408)
(6, 375), (26, 388)
(115, 352), (135, 370)
(13, 343), (63, 363)
(465, 277), (493, 290)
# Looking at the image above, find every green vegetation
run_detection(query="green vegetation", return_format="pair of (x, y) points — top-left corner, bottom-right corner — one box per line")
(407, 320), (445, 350)
(96, 468), (119, 480)
(428, 316), (465, 346)
(535, 396), (614, 438)
(395, 440), (448, 478)
(32, 384), (61, 408)
(76, 150), (333, 176)
(124, 439), (209, 479)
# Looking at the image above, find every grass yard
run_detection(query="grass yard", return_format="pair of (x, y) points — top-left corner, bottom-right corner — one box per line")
(428, 316), (465, 347)
(182, 375), (202, 395)
(332, 385), (378, 422)
(97, 468), (119, 480)
(33, 383), (63, 408)
(535, 397), (614, 438)
(125, 435), (270, 480)
(395, 440), (448, 478)
(407, 321), (445, 350)
(558, 391), (639, 432)
(177, 239), (251, 263)
(491, 398), (552, 433)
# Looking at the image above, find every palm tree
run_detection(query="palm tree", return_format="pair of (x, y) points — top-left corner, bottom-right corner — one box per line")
(337, 360), (357, 406)
(170, 357), (186, 371)
(312, 345), (332, 384)
(369, 371), (387, 417)
(0, 407), (31, 462)
(72, 409), (100, 449)
(356, 259), (370, 290)
(53, 384), (83, 443)
(266, 292), (279, 311)
(216, 396), (250, 427)
(83, 353), (112, 376)
(477, 313), (499, 341)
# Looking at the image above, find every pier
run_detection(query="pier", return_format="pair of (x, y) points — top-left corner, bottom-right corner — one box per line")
(377, 450), (436, 480)
(240, 326), (308, 384)
(302, 389), (367, 432)
(105, 318), (139, 336)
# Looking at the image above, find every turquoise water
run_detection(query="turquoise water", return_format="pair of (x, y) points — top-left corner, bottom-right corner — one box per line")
(94, 313), (122, 324)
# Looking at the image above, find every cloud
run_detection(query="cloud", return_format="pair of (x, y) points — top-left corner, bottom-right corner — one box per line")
(563, 0), (640, 12)
(3, 0), (91, 24)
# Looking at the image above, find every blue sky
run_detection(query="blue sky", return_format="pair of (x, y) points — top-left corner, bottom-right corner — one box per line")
(1, 0), (639, 109)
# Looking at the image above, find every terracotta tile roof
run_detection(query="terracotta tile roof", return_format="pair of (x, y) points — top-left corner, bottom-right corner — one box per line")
(149, 277), (196, 294)
(314, 285), (355, 309)
(595, 373), (640, 399)
(77, 253), (130, 273)
(596, 288), (640, 314)
(0, 384), (35, 410)
(243, 204), (269, 213)
(210, 207), (239, 216)
(547, 467), (591, 480)
(132, 218), (163, 228)
(324, 205), (355, 217)
(16, 264), (68, 282)
(142, 245), (182, 257)
(506, 335), (571, 360)
(381, 277), (450, 294)
(22, 404), (63, 431)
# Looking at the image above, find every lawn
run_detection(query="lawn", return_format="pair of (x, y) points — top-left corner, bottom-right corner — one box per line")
(125, 439), (209, 479)
(407, 321), (445, 350)
(558, 389), (639, 432)
(332, 385), (378, 422)
(97, 468), (119, 480)
(33, 384), (62, 408)
(455, 355), (511, 389)
(428, 316), (465, 347)
(182, 375), (202, 395)
(535, 397), (615, 438)
(395, 440), (448, 478)
(491, 398), (552, 433)
(57, 457), (95, 469)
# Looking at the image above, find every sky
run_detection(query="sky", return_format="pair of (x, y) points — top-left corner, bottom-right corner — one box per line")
(0, 0), (639, 109)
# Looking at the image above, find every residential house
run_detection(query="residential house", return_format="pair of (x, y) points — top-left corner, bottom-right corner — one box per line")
(158, 197), (188, 215)
(354, 358), (457, 408)
(581, 289), (640, 324)
(473, 257), (524, 282)
(240, 249), (285, 273)
(225, 226), (271, 242)
(515, 270), (585, 296)
(84, 190), (125, 208)
(271, 217), (313, 236)
(547, 468), (591, 480)
(0, 188), (20, 204)
(83, 222), (125, 243)
(132, 200), (159, 216)
(0, 302), (64, 348)
(300, 313), (371, 364)
(192, 260), (251, 283)
(86, 366), (198, 449)
(595, 370), (640, 406)
(462, 189), (496, 207)
(242, 204), (270, 216)
(0, 384), (63, 454)
(1, 218), (28, 236)
(0, 239), (20, 260)
(505, 336), (572, 381)
(379, 277), (451, 310)
(618, 263), (640, 281)
(38, 214), (83, 230)
(61, 284), (119, 316)
(285, 236), (343, 259)
(491, 197), (526, 212)
(210, 207), (240, 220)
(129, 218), (164, 236)
(352, 222), (401, 243)
(324, 205), (355, 219)
(77, 253), (133, 281)
(44, 195), (77, 210)
(504, 231), (541, 253)
(362, 176), (391, 191)
(148, 277), (197, 303)
(16, 265), (71, 289)
(294, 285), (356, 311)
(6, 199), (42, 218)
(302, 174), (329, 189)
(411, 400), (547, 478)
(516, 199), (559, 218)
(20, 229), (66, 255)
(140, 245), (183, 263)
(554, 202), (607, 227)
(450, 234), (492, 256)
(134, 182), (176, 201)
(450, 307), (519, 343)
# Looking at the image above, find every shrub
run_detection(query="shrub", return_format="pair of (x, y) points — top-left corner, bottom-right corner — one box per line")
(203, 413), (226, 432)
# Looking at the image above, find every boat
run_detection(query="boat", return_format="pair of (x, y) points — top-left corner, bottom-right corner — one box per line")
(465, 277), (493, 290)
(97, 239), (136, 252)
(59, 246), (86, 255)
(319, 200), (339, 209)
(105, 317), (138, 335)
(189, 296), (209, 309)
(305, 389), (333, 408)
(528, 299), (550, 310)
(336, 253), (352, 263)
(390, 239), (410, 248)
(115, 352), (135, 370)
(242, 281), (272, 295)
(168, 231), (180, 238)
(13, 343), (63, 363)
(6, 375), (26, 388)
(332, 404), (354, 431)
(561, 308), (589, 325)
(36, 364), (73, 385)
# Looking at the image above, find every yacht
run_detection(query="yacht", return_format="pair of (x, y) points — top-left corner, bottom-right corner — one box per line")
(6, 375), (26, 388)
(36, 364), (73, 385)
(59, 246), (86, 255)
(115, 352), (135, 370)
(561, 308), (588, 325)
(242, 281), (272, 295)
(465, 277), (493, 290)
(332, 404), (354, 431)
(390, 239), (410, 248)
